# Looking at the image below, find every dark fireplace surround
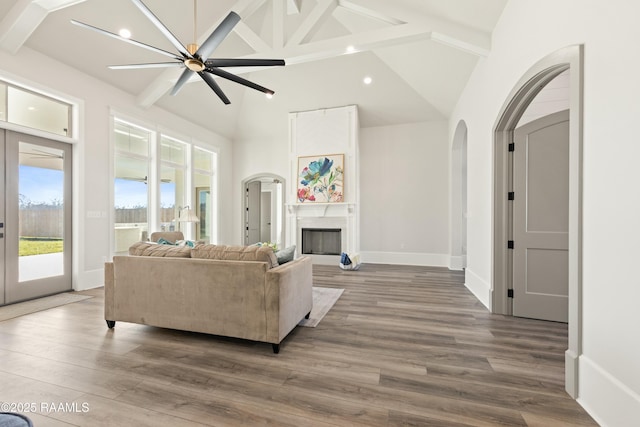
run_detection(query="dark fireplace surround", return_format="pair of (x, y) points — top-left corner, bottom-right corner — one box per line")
(301, 228), (342, 255)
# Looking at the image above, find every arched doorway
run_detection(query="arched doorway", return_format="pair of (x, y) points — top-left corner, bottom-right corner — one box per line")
(450, 120), (468, 270)
(241, 173), (286, 249)
(492, 45), (583, 397)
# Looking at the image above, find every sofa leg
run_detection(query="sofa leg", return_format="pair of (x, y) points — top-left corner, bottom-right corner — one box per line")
(106, 320), (116, 329)
(305, 311), (311, 319)
(272, 344), (280, 354)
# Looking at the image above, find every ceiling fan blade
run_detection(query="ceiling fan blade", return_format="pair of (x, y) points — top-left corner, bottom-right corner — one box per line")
(71, 20), (180, 60)
(110, 62), (185, 70)
(195, 11), (241, 60)
(206, 67), (274, 95)
(171, 68), (195, 96)
(205, 58), (285, 68)
(130, 0), (190, 58)
(198, 72), (231, 105)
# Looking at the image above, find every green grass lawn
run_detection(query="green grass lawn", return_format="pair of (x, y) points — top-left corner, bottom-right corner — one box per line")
(19, 238), (64, 256)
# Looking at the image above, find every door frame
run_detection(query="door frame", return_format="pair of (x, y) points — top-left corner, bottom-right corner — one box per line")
(3, 130), (73, 304)
(241, 173), (286, 247)
(492, 45), (583, 398)
(0, 131), (5, 305)
(450, 120), (468, 270)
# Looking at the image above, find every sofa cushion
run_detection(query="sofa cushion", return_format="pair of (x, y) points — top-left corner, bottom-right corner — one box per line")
(275, 245), (296, 264)
(191, 244), (279, 268)
(129, 241), (192, 258)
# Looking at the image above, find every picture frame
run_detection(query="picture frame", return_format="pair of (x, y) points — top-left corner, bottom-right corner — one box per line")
(297, 154), (344, 203)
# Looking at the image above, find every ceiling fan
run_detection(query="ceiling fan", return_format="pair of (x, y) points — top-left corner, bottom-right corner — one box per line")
(20, 148), (63, 159)
(119, 175), (171, 184)
(71, 0), (285, 104)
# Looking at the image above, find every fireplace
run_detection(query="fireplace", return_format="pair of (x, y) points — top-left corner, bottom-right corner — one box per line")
(302, 228), (342, 255)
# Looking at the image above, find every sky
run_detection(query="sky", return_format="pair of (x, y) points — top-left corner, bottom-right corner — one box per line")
(114, 178), (176, 208)
(19, 165), (63, 205)
(19, 166), (175, 208)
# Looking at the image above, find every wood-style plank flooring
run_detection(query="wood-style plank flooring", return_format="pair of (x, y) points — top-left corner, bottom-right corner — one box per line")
(0, 264), (598, 426)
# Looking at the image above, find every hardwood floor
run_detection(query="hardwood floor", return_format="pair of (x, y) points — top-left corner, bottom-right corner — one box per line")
(0, 264), (597, 426)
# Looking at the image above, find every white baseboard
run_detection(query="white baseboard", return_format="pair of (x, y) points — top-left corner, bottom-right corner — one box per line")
(565, 349), (579, 398)
(578, 355), (640, 426)
(360, 251), (449, 267)
(449, 255), (466, 270)
(464, 268), (491, 310)
(74, 268), (105, 291)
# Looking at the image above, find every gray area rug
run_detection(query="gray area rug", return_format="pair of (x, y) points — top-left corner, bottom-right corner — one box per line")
(299, 286), (344, 327)
(0, 292), (93, 322)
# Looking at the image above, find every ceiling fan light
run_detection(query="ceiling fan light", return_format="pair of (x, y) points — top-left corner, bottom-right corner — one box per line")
(266, 93), (273, 99)
(185, 58), (205, 72)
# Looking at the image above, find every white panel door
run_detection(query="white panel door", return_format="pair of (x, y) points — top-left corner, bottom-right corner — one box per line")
(260, 191), (271, 243)
(245, 181), (261, 245)
(512, 110), (569, 322)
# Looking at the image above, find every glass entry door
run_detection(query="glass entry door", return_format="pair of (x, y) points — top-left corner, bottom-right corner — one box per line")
(1, 130), (72, 305)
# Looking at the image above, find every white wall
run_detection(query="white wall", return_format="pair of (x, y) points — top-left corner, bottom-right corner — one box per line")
(0, 46), (233, 290)
(232, 105), (290, 245)
(233, 115), (450, 265)
(451, 0), (640, 424)
(357, 121), (449, 265)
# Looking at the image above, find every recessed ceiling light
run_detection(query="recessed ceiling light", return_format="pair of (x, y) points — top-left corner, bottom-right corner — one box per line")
(119, 28), (132, 39)
(363, 76), (373, 85)
(346, 45), (356, 54)
(27, 106), (36, 111)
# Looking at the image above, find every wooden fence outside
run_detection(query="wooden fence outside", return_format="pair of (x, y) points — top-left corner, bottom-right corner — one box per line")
(20, 206), (63, 238)
(20, 206), (176, 238)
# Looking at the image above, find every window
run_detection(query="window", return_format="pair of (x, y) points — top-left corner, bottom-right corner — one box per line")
(193, 147), (216, 243)
(160, 135), (186, 232)
(112, 117), (217, 252)
(0, 80), (72, 137)
(113, 120), (151, 253)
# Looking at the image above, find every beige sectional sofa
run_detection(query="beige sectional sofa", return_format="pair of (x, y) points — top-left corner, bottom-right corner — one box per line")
(104, 242), (313, 353)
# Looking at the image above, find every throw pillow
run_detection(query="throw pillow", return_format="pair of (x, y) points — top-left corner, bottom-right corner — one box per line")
(157, 237), (174, 245)
(275, 245), (296, 264)
(176, 240), (196, 248)
(254, 241), (278, 251)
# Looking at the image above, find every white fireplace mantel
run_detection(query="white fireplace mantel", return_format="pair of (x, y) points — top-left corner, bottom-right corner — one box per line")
(286, 202), (355, 218)
(286, 202), (358, 264)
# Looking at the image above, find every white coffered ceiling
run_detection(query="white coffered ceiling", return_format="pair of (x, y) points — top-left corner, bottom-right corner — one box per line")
(0, 0), (507, 138)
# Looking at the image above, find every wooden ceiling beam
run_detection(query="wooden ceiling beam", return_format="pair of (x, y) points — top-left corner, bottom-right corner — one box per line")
(286, 0), (338, 47)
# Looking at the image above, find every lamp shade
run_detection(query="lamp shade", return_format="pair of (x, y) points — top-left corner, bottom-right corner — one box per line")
(179, 206), (199, 223)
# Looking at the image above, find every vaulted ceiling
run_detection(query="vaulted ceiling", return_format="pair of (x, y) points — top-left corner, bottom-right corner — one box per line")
(0, 0), (507, 139)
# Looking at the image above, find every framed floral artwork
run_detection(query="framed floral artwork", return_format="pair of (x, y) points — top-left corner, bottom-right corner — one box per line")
(297, 154), (344, 203)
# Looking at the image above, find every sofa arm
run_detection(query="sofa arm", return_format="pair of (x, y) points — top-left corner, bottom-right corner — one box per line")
(264, 256), (313, 343)
(104, 262), (114, 321)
